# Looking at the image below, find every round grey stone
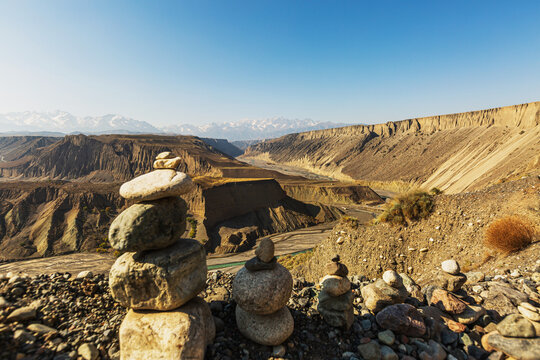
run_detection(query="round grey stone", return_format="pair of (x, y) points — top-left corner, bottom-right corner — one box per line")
(255, 238), (275, 263)
(235, 305), (293, 346)
(233, 263), (292, 315)
(441, 260), (460, 275)
(108, 197), (187, 252)
(382, 270), (403, 288)
(320, 275), (351, 297)
(109, 239), (206, 310)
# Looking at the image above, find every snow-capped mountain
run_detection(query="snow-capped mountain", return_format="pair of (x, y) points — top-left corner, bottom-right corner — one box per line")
(0, 111), (348, 140)
(161, 117), (348, 141)
(0, 111), (160, 134)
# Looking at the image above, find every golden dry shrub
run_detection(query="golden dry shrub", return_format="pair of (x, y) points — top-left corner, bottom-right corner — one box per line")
(485, 216), (536, 253)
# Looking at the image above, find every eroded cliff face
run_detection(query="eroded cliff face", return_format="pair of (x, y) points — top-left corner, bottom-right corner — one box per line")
(0, 134), (251, 181)
(0, 178), (342, 260)
(280, 181), (384, 206)
(0, 182), (126, 261)
(187, 178), (342, 253)
(241, 102), (540, 193)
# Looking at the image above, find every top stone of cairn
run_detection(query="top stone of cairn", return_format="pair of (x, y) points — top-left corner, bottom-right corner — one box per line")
(119, 153), (194, 202)
(153, 151), (182, 170)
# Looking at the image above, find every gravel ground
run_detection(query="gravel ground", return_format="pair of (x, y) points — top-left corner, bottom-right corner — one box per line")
(1, 264), (539, 360)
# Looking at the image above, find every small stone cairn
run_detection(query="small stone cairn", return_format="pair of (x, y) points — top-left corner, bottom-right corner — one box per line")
(437, 259), (467, 292)
(108, 152), (215, 360)
(361, 269), (408, 313)
(232, 238), (294, 346)
(317, 255), (354, 329)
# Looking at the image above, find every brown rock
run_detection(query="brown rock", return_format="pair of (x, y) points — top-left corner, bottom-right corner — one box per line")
(430, 289), (468, 315)
(255, 238), (275, 263)
(376, 304), (426, 337)
(320, 275), (351, 297)
(119, 297), (215, 360)
(109, 239), (207, 310)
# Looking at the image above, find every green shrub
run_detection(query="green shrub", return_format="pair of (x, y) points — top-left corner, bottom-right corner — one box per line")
(430, 187), (443, 195)
(376, 191), (434, 226)
(187, 218), (198, 238)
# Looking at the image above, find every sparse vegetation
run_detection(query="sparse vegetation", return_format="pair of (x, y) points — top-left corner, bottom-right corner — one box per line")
(355, 179), (421, 193)
(95, 237), (110, 253)
(339, 215), (360, 229)
(187, 218), (198, 238)
(375, 191), (434, 226)
(278, 250), (314, 271)
(485, 216), (536, 254)
(430, 187), (443, 195)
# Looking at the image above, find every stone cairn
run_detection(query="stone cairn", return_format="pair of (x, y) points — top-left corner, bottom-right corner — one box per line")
(107, 152), (215, 360)
(361, 269), (408, 313)
(232, 238), (294, 346)
(317, 255), (354, 329)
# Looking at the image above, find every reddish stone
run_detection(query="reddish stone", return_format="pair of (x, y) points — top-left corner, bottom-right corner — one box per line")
(430, 289), (467, 315)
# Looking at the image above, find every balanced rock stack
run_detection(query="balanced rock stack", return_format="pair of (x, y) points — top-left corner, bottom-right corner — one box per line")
(437, 259), (467, 292)
(361, 269), (408, 313)
(317, 255), (354, 329)
(232, 238), (294, 346)
(108, 152), (215, 360)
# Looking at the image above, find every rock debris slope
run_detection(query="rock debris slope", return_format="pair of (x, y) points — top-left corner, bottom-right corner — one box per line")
(241, 101), (540, 193)
(2, 259), (540, 359)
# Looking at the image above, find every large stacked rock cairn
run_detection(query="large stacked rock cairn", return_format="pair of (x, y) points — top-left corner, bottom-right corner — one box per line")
(232, 238), (294, 346)
(361, 269), (408, 313)
(108, 152), (215, 360)
(317, 255), (354, 329)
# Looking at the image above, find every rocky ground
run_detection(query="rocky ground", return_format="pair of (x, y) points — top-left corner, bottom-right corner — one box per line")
(1, 261), (540, 360)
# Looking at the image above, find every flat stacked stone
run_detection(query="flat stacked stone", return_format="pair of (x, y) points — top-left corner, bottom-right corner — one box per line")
(436, 259), (467, 292)
(232, 238), (294, 346)
(317, 255), (354, 329)
(108, 152), (215, 360)
(361, 270), (409, 313)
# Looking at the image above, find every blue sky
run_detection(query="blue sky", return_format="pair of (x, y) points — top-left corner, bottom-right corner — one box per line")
(0, 1), (538, 126)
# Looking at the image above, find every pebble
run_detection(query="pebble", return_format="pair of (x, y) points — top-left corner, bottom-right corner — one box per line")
(272, 344), (286, 357)
(382, 270), (403, 288)
(496, 314), (536, 338)
(7, 306), (37, 322)
(377, 329), (395, 345)
(441, 259), (460, 275)
(518, 303), (540, 322)
(357, 341), (381, 360)
(255, 238), (275, 263)
(78, 343), (99, 360)
(319, 275), (351, 297)
(381, 345), (398, 360)
(76, 271), (93, 280)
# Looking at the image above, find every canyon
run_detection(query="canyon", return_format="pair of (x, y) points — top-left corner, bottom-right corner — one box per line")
(241, 102), (540, 193)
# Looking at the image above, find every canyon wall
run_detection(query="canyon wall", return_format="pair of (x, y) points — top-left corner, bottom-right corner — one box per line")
(241, 102), (540, 193)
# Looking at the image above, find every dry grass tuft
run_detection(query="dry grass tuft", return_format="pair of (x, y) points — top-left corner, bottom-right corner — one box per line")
(376, 191), (434, 226)
(485, 216), (536, 254)
(278, 251), (314, 271)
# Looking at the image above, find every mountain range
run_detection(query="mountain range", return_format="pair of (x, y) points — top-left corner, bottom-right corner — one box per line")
(0, 111), (347, 141)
